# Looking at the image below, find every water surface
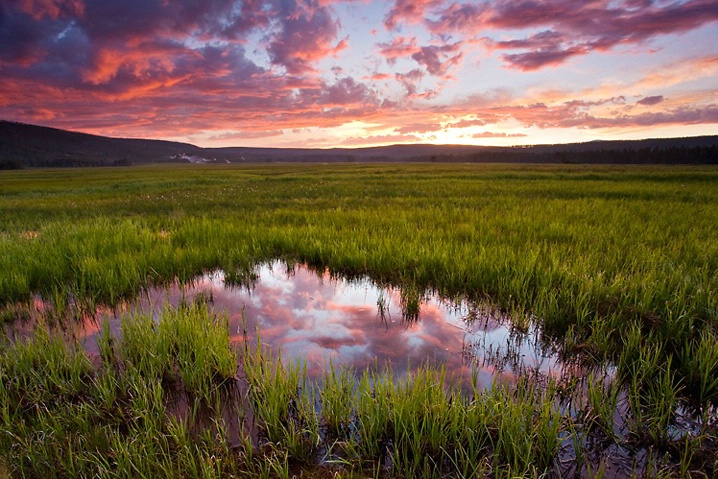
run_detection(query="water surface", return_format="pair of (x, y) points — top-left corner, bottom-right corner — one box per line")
(74, 261), (579, 387)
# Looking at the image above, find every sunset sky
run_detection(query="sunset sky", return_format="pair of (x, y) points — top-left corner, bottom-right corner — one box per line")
(1, 0), (717, 148)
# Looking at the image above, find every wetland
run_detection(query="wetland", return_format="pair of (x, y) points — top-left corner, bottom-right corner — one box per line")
(1, 163), (717, 478)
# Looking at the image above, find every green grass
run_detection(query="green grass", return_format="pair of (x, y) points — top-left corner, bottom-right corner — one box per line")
(1, 163), (718, 477)
(1, 305), (716, 478)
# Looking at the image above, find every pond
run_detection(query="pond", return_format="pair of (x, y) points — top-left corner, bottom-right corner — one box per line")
(59, 260), (598, 389)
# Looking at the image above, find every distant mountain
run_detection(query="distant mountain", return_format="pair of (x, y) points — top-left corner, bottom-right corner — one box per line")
(1, 120), (716, 168)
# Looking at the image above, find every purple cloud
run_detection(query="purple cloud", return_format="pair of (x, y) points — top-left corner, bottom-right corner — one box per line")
(501, 45), (587, 71)
(426, 2), (489, 32)
(637, 95), (665, 106)
(392, 0), (718, 70)
(384, 0), (444, 29)
(395, 68), (425, 95)
(267, 0), (346, 74)
(411, 42), (463, 75)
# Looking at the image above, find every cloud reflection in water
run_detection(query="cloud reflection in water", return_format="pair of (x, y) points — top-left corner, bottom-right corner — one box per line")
(98, 261), (564, 387)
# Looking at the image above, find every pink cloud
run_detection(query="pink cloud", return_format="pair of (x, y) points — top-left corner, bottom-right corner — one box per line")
(208, 130), (284, 140)
(471, 131), (528, 138)
(378, 36), (463, 76)
(451, 118), (488, 128)
(0, 0), (392, 139)
(12, 0), (84, 20)
(378, 36), (421, 63)
(340, 133), (420, 146)
(427, 0), (718, 70)
(566, 105), (718, 128)
(364, 73), (393, 81)
(1, 0), (716, 145)
(384, 0), (444, 29)
(395, 122), (440, 134)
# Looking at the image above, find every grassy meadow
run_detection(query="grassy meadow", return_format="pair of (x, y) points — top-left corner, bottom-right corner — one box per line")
(1, 163), (717, 478)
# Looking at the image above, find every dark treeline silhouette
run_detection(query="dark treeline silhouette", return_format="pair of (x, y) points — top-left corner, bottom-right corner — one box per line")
(1, 120), (716, 168)
(457, 145), (718, 165)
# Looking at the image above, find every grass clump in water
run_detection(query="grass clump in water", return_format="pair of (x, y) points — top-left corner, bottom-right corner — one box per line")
(0, 304), (241, 479)
(120, 301), (237, 400)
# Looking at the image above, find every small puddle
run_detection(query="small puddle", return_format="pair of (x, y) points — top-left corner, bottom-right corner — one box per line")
(60, 260), (589, 388)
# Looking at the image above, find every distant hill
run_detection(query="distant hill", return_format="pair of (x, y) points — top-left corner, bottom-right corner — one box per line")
(0, 121), (204, 168)
(1, 120), (716, 168)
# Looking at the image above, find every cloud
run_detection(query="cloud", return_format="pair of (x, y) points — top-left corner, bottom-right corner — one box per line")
(0, 0), (386, 138)
(313, 76), (379, 107)
(1, 0), (348, 89)
(485, 0), (718, 40)
(384, 0), (443, 29)
(450, 118), (487, 128)
(426, 2), (489, 33)
(10, 0), (84, 20)
(426, 0), (718, 69)
(485, 100), (718, 130)
(340, 133), (420, 146)
(208, 129), (284, 140)
(471, 131), (527, 138)
(637, 95), (664, 106)
(378, 36), (463, 76)
(1, 0), (716, 145)
(267, 1), (347, 74)
(364, 72), (393, 81)
(635, 55), (718, 90)
(395, 68), (425, 95)
(501, 45), (588, 71)
(411, 42), (463, 75)
(482, 29), (591, 70)
(569, 105), (718, 128)
(394, 122), (440, 134)
(491, 30), (564, 51)
(378, 36), (421, 63)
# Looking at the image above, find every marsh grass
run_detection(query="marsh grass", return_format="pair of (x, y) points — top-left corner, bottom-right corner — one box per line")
(243, 337), (321, 465)
(2, 304), (717, 478)
(0, 303), (244, 479)
(2, 163), (718, 477)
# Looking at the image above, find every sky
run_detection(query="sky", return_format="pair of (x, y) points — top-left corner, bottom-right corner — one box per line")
(1, 0), (717, 148)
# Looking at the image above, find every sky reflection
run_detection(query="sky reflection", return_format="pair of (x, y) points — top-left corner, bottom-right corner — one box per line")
(87, 260), (567, 387)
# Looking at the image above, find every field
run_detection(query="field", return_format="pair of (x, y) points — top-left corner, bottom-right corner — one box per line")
(1, 163), (717, 478)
